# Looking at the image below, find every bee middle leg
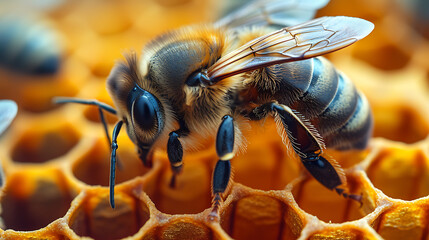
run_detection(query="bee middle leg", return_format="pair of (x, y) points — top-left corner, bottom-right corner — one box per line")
(167, 131), (184, 188)
(209, 115), (234, 220)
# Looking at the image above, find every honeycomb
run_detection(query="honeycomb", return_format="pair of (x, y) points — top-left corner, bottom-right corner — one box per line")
(1, 0), (429, 239)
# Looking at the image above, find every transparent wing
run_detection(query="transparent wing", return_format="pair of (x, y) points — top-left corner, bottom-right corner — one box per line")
(0, 100), (18, 135)
(208, 16), (374, 81)
(216, 0), (330, 29)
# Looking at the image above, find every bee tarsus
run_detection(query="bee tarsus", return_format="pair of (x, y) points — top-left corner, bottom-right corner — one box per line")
(209, 193), (223, 221)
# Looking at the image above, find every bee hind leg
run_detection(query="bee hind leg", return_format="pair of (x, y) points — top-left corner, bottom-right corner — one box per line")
(209, 115), (234, 221)
(266, 103), (362, 203)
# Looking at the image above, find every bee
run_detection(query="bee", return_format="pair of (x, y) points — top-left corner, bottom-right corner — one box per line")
(55, 0), (374, 217)
(0, 99), (18, 187)
(0, 15), (61, 75)
(0, 100), (17, 135)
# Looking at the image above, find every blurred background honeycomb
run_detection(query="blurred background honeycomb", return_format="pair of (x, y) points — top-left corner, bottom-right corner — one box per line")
(1, 0), (429, 239)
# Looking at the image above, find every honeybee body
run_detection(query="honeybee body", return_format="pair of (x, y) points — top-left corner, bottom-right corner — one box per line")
(56, 0), (374, 210)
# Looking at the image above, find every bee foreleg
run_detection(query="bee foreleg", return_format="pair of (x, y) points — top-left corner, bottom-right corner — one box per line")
(210, 115), (234, 220)
(268, 103), (361, 201)
(109, 120), (123, 209)
(167, 131), (184, 188)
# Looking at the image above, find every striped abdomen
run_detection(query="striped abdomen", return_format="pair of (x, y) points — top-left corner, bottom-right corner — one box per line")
(264, 57), (373, 150)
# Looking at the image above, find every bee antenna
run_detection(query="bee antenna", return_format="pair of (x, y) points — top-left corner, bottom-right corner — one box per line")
(53, 97), (125, 208)
(52, 97), (117, 114)
(52, 97), (117, 150)
(110, 120), (124, 208)
(52, 97), (124, 168)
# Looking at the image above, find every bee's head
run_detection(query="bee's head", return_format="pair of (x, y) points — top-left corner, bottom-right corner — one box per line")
(107, 52), (173, 163)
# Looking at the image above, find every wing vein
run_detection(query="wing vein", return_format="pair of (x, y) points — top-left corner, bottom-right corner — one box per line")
(208, 16), (374, 82)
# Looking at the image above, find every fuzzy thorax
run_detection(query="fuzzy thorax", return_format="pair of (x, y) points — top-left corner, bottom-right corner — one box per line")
(181, 74), (247, 153)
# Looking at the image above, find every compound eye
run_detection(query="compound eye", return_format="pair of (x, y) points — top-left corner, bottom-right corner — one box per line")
(132, 94), (157, 130)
